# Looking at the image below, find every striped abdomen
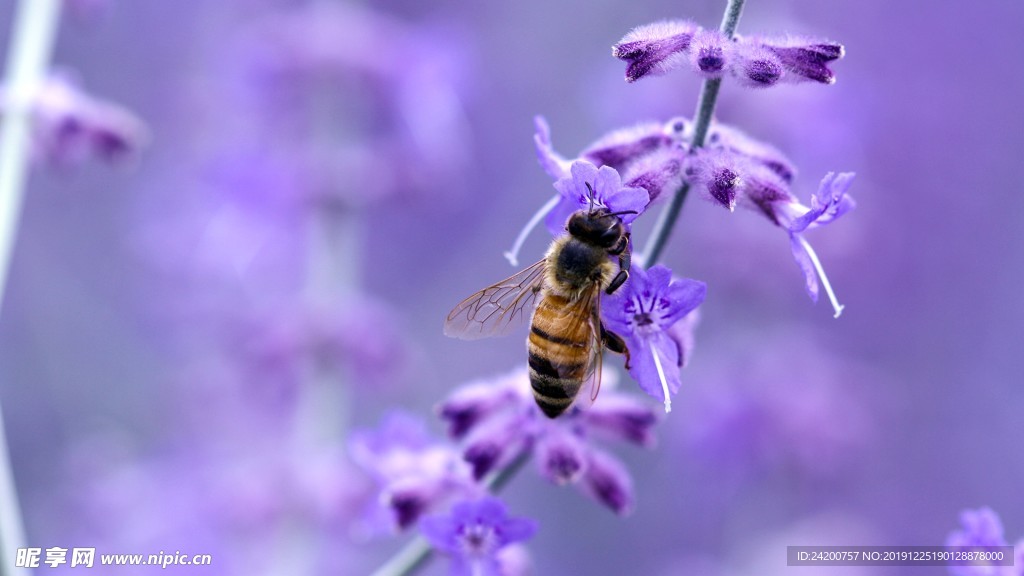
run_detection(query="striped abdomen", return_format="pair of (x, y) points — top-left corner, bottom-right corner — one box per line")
(527, 292), (593, 418)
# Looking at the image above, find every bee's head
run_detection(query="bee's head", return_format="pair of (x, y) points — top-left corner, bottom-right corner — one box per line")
(566, 182), (636, 247)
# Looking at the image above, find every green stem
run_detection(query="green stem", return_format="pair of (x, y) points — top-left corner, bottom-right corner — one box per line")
(640, 0), (746, 266)
(0, 1), (63, 574)
(369, 451), (532, 576)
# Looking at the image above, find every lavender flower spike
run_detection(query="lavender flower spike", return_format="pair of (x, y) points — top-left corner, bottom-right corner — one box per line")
(612, 20), (699, 82)
(421, 497), (537, 576)
(602, 265), (706, 412)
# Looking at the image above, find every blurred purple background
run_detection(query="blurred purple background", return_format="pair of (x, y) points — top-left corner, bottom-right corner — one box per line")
(1, 0), (1022, 574)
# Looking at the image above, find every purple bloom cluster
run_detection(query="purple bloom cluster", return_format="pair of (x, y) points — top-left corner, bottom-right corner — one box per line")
(349, 411), (478, 533)
(349, 412), (540, 575)
(526, 114), (854, 317)
(946, 508), (1024, 576)
(0, 71), (147, 166)
(438, 369), (661, 515)
(612, 20), (844, 86)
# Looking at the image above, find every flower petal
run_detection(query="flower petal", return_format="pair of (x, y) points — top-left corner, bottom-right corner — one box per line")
(578, 449), (634, 515)
(534, 427), (589, 485)
(533, 116), (570, 179)
(789, 233), (820, 302)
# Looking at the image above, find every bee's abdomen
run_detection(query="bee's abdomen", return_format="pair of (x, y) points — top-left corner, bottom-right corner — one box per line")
(527, 295), (591, 418)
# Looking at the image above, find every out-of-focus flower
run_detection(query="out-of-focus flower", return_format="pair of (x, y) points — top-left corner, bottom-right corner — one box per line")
(420, 497), (537, 576)
(0, 71), (147, 166)
(437, 369), (659, 515)
(683, 330), (873, 480)
(349, 411), (477, 533)
(544, 160), (649, 236)
(241, 1), (473, 207)
(612, 20), (843, 87)
(602, 265), (705, 413)
(946, 508), (1023, 576)
(237, 296), (410, 394)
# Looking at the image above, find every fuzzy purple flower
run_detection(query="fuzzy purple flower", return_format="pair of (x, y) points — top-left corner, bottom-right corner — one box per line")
(437, 369), (659, 515)
(0, 71), (147, 166)
(543, 160), (649, 237)
(946, 508), (1022, 576)
(421, 497), (537, 576)
(761, 35), (845, 84)
(729, 41), (783, 87)
(689, 148), (744, 210)
(612, 20), (698, 82)
(349, 411), (477, 532)
(689, 29), (729, 77)
(579, 121), (674, 171)
(613, 21), (844, 87)
(602, 265), (705, 413)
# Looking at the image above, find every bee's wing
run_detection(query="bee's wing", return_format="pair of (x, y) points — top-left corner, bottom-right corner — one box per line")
(586, 286), (604, 403)
(444, 259), (547, 340)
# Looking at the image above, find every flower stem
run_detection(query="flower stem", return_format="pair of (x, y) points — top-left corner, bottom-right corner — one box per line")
(369, 450), (532, 576)
(640, 0), (746, 266)
(0, 1), (63, 574)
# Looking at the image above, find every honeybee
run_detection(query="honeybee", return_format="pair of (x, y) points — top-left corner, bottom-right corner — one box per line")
(445, 189), (634, 418)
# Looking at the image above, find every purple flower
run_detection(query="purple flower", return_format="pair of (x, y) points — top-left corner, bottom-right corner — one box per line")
(437, 369), (660, 515)
(729, 41), (783, 87)
(578, 449), (634, 515)
(946, 508), (1021, 576)
(620, 147), (687, 204)
(741, 169), (855, 317)
(707, 123), (796, 183)
(612, 20), (699, 82)
(544, 160), (649, 237)
(688, 148), (744, 210)
(612, 21), (844, 87)
(602, 265), (706, 413)
(420, 497), (537, 576)
(689, 29), (729, 77)
(510, 117), (684, 265)
(532, 116), (572, 180)
(761, 35), (845, 84)
(349, 412), (476, 532)
(1, 71), (147, 166)
(580, 121), (674, 171)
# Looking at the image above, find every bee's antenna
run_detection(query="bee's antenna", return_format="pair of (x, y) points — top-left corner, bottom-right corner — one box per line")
(585, 182), (596, 215)
(603, 209), (639, 218)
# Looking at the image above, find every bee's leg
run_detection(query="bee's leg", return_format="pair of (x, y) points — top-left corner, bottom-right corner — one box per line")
(605, 235), (632, 295)
(601, 324), (631, 369)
